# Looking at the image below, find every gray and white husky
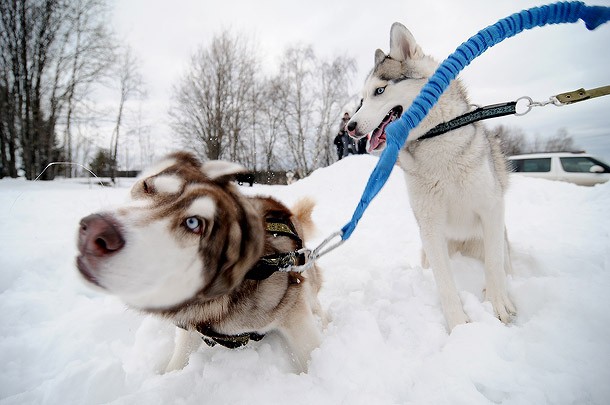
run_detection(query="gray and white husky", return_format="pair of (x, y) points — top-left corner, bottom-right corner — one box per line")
(346, 23), (516, 330)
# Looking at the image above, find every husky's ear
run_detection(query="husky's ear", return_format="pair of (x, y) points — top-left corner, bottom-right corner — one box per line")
(374, 49), (386, 65)
(389, 22), (423, 61)
(202, 160), (247, 183)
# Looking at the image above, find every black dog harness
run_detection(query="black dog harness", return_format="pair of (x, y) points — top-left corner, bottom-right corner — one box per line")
(194, 217), (307, 349)
(245, 217), (307, 280)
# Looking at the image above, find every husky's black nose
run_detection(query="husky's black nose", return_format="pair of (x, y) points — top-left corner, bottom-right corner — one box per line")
(78, 214), (125, 256)
(346, 120), (357, 135)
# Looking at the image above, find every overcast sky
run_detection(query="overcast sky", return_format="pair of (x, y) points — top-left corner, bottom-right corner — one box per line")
(110, 0), (610, 161)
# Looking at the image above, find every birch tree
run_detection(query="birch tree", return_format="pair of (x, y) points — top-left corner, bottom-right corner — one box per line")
(0, 0), (114, 179)
(276, 45), (355, 176)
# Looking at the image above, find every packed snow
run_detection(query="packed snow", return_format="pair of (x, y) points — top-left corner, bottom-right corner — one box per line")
(1, 155), (609, 404)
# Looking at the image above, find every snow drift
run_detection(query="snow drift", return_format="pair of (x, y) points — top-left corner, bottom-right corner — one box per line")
(1, 155), (609, 404)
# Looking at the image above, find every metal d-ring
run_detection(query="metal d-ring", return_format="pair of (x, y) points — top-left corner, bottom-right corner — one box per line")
(514, 96), (534, 116)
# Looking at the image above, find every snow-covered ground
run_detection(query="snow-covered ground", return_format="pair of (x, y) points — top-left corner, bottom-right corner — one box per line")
(1, 155), (609, 404)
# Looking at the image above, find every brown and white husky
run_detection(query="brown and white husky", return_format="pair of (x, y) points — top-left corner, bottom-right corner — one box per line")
(76, 152), (323, 372)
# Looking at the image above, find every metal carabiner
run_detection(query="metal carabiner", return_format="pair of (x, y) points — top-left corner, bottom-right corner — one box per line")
(279, 230), (345, 273)
(515, 95), (564, 116)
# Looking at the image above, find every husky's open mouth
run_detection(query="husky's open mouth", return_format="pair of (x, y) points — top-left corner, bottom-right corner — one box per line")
(367, 106), (403, 152)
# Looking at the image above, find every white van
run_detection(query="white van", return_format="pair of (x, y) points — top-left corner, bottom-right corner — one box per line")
(508, 152), (610, 186)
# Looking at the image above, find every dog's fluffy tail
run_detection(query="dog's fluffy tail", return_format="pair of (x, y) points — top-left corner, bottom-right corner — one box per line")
(292, 198), (316, 241)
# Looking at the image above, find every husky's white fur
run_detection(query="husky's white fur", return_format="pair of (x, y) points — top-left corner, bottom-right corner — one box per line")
(347, 23), (516, 330)
(76, 152), (324, 372)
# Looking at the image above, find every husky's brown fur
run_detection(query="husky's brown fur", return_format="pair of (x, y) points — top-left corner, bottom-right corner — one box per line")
(76, 152), (324, 372)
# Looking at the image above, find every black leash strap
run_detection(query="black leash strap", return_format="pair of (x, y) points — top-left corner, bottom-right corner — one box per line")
(418, 101), (517, 141)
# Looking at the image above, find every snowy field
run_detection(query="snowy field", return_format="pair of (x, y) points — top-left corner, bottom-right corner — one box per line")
(1, 155), (609, 405)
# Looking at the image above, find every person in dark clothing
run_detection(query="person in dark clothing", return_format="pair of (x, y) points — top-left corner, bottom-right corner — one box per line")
(334, 133), (346, 160)
(356, 137), (367, 154)
(334, 112), (352, 160)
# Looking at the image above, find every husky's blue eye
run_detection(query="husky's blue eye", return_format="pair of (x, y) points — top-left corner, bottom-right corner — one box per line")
(184, 217), (202, 234)
(375, 87), (386, 96)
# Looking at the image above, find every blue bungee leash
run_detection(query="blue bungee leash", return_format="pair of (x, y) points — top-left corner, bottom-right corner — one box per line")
(282, 1), (610, 274)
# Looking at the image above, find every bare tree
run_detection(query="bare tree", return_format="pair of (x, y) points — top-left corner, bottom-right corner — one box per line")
(58, 0), (115, 177)
(536, 128), (578, 152)
(275, 45), (355, 176)
(492, 125), (527, 156)
(0, 0), (62, 179)
(242, 79), (264, 171)
(109, 46), (144, 183)
(493, 124), (580, 156)
(170, 29), (258, 163)
(132, 105), (154, 169)
(0, 0), (114, 179)
(0, 83), (17, 177)
(169, 31), (355, 175)
(313, 56), (356, 167)
(257, 78), (285, 171)
(276, 45), (316, 177)
(72, 128), (95, 175)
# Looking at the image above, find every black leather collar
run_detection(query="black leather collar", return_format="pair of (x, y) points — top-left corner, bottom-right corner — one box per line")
(196, 323), (265, 349)
(417, 101), (516, 141)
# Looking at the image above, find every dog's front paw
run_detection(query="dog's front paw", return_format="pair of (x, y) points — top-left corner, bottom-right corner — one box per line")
(487, 292), (516, 324)
(165, 356), (186, 373)
(439, 292), (470, 331)
(445, 306), (470, 331)
(164, 327), (202, 373)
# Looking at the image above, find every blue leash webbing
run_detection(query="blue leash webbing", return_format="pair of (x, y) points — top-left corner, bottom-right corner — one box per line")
(339, 1), (610, 241)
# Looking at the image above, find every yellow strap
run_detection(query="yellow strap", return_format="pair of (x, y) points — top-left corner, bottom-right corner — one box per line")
(555, 85), (610, 104)
(266, 221), (295, 236)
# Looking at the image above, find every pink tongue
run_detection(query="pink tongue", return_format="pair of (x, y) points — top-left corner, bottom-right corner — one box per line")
(368, 114), (392, 152)
(368, 130), (384, 152)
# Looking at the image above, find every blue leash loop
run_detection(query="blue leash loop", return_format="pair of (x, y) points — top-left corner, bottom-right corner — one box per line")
(339, 1), (610, 241)
(284, 1), (609, 273)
